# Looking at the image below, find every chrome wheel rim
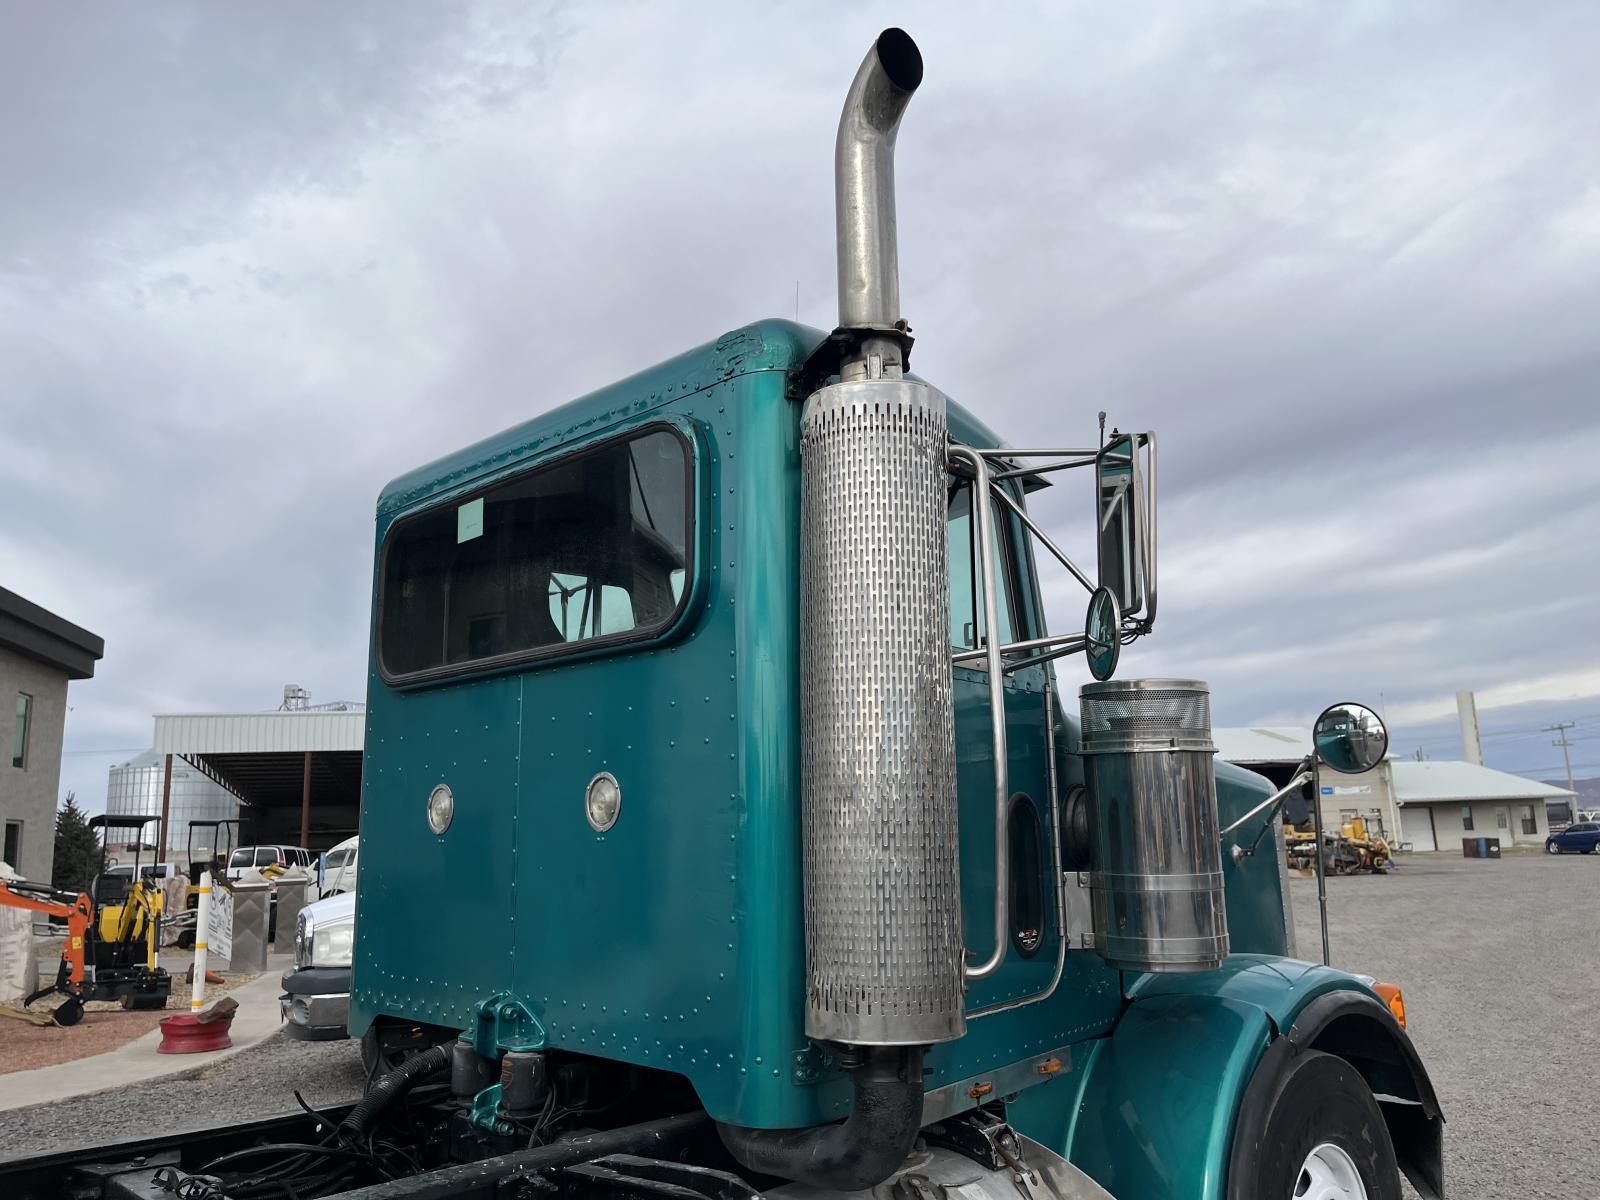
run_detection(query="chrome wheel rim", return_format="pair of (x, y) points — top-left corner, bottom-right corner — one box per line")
(1294, 1142), (1367, 1199)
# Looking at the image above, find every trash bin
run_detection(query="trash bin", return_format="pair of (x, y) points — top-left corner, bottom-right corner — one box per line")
(1462, 837), (1502, 859)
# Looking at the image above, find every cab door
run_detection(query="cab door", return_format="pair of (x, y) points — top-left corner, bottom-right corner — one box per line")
(946, 476), (1058, 1007)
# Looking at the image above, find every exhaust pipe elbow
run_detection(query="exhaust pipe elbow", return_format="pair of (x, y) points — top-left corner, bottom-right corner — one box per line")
(716, 1047), (925, 1192)
(836, 28), (924, 342)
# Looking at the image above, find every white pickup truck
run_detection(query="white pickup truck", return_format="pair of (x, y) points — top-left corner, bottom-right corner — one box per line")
(279, 888), (355, 1041)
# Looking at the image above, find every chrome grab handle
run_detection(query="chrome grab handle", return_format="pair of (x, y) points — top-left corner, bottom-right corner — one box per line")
(948, 444), (1009, 983)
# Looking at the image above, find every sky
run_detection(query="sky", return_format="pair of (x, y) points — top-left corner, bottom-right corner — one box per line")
(2, 2), (1597, 813)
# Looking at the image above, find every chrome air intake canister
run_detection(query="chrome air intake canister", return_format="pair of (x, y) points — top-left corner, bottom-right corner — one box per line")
(799, 377), (964, 1046)
(1079, 678), (1228, 972)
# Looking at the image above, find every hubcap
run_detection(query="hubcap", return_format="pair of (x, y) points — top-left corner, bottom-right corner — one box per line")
(1294, 1142), (1367, 1199)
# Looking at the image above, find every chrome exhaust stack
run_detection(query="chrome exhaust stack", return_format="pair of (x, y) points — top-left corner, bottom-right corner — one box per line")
(800, 28), (961, 1050)
(720, 28), (959, 1191)
(834, 27), (923, 380)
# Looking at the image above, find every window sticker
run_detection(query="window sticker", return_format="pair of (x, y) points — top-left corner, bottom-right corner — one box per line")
(457, 497), (485, 544)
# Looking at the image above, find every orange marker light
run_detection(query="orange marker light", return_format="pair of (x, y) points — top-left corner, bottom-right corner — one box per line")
(1372, 981), (1406, 1029)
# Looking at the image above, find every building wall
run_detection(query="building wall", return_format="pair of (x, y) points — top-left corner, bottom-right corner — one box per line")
(0, 646), (70, 882)
(1314, 761), (1401, 842)
(1420, 797), (1550, 850)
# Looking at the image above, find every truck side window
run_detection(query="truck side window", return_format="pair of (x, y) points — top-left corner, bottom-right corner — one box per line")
(946, 483), (1016, 651)
(378, 426), (693, 681)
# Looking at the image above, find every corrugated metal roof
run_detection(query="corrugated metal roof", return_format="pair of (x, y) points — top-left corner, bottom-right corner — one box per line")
(152, 710), (366, 756)
(1214, 727), (1310, 763)
(1391, 760), (1574, 804)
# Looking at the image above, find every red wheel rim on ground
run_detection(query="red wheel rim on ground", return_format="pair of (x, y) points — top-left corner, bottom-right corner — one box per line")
(157, 1012), (234, 1054)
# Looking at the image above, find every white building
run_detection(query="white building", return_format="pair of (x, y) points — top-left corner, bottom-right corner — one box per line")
(150, 694), (364, 852)
(1214, 727), (1573, 852)
(1213, 727), (1401, 841)
(1387, 760), (1570, 852)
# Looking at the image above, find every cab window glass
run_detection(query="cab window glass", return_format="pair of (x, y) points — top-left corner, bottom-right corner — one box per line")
(379, 428), (692, 679)
(947, 483), (1017, 651)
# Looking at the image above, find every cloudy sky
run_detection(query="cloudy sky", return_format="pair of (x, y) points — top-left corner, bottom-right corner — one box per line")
(3, 2), (1597, 812)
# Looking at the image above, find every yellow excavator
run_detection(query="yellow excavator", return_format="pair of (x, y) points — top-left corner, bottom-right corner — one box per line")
(1286, 815), (1393, 875)
(0, 815), (172, 1024)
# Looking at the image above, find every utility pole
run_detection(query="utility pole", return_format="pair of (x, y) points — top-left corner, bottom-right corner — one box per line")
(1546, 722), (1576, 823)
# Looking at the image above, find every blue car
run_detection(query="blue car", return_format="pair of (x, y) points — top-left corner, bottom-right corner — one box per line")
(1546, 821), (1600, 854)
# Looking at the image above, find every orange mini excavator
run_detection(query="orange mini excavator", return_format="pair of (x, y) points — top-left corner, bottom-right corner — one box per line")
(0, 815), (172, 1026)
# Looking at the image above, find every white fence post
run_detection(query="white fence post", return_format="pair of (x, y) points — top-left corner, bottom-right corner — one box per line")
(192, 870), (211, 1012)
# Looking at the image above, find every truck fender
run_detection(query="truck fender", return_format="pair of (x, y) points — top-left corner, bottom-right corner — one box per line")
(1245, 989), (1443, 1200)
(1008, 977), (1443, 1200)
(1009, 992), (1274, 1200)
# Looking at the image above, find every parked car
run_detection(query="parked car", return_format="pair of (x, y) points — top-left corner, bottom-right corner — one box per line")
(1545, 822), (1600, 854)
(102, 861), (185, 883)
(317, 836), (359, 898)
(225, 845), (315, 882)
(279, 889), (354, 1041)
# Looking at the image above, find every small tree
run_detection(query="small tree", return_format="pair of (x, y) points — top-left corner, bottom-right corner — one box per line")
(52, 793), (101, 893)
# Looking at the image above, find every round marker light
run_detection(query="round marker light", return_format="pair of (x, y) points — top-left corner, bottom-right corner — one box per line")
(427, 784), (454, 835)
(586, 772), (621, 832)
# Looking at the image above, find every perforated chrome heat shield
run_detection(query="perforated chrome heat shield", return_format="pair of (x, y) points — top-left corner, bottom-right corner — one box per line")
(799, 378), (965, 1046)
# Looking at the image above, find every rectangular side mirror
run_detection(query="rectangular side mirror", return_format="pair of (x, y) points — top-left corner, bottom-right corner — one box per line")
(1095, 432), (1154, 617)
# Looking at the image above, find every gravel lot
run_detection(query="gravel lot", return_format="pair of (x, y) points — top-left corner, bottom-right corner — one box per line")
(1, 852), (1591, 1196)
(1290, 851), (1599, 1199)
(0, 1031), (366, 1164)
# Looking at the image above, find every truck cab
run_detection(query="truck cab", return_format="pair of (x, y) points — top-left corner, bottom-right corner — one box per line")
(341, 29), (1441, 1200)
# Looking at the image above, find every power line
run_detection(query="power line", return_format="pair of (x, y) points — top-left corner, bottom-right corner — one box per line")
(1499, 761), (1600, 778)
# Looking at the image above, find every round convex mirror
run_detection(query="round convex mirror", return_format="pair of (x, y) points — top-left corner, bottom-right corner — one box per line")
(1314, 702), (1389, 773)
(1084, 586), (1121, 682)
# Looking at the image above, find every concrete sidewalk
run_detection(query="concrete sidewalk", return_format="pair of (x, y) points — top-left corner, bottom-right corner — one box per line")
(0, 963), (290, 1114)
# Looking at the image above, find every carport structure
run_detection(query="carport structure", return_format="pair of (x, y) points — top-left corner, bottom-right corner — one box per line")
(151, 708), (365, 856)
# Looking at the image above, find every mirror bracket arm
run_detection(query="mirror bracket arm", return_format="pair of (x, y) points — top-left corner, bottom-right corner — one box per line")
(1219, 769), (1313, 841)
(990, 482), (1096, 595)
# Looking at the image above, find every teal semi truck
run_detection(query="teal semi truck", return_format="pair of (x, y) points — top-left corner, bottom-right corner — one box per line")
(5, 29), (1441, 1200)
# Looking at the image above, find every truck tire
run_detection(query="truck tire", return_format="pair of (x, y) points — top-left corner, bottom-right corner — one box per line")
(1227, 1047), (1400, 1200)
